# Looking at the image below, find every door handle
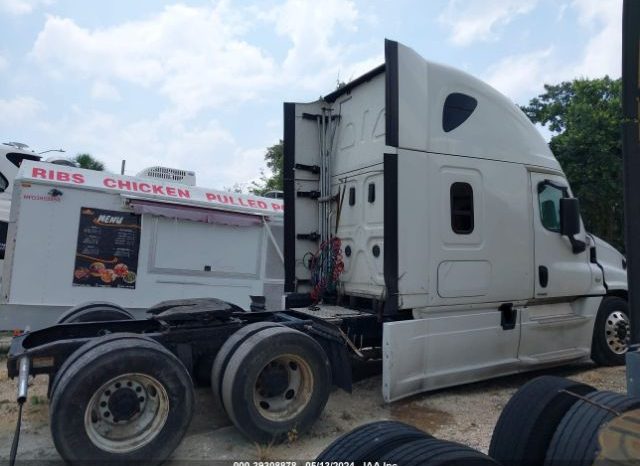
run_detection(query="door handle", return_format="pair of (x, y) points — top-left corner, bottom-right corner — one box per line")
(500, 303), (517, 330)
(539, 266), (549, 288)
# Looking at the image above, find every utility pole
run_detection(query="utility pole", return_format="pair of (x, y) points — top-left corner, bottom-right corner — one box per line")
(622, 0), (640, 395)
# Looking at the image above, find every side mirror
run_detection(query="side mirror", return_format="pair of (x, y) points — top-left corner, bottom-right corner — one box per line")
(560, 198), (581, 236)
(560, 197), (586, 254)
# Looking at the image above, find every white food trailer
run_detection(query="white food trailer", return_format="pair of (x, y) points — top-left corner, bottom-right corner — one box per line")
(0, 160), (284, 330)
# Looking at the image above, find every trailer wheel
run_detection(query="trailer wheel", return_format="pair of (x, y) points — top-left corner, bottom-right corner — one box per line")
(381, 437), (499, 466)
(50, 336), (194, 464)
(592, 296), (630, 366)
(221, 326), (330, 443)
(211, 321), (284, 408)
(545, 391), (640, 466)
(316, 421), (431, 461)
(57, 301), (134, 324)
(488, 375), (595, 465)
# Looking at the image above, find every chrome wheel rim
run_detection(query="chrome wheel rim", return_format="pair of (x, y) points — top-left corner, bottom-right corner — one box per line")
(605, 310), (631, 355)
(253, 354), (313, 422)
(84, 373), (169, 453)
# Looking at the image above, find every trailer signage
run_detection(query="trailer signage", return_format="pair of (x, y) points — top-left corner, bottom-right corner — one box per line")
(72, 207), (141, 289)
(22, 162), (284, 215)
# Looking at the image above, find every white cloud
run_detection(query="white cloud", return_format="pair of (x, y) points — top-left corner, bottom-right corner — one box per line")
(484, 0), (622, 102)
(0, 96), (45, 124)
(31, 1), (376, 113)
(439, 0), (538, 46)
(32, 4), (278, 117)
(32, 109), (267, 189)
(0, 0), (52, 15)
(265, 0), (361, 88)
(90, 80), (121, 101)
(485, 47), (555, 100)
(571, 0), (621, 78)
(0, 54), (7, 71)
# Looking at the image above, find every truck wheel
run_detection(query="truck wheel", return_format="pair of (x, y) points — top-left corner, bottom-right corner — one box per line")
(211, 321), (284, 408)
(57, 301), (134, 324)
(50, 336), (194, 464)
(489, 375), (595, 465)
(381, 437), (499, 466)
(316, 421), (431, 461)
(221, 326), (330, 443)
(592, 296), (630, 366)
(546, 391), (640, 466)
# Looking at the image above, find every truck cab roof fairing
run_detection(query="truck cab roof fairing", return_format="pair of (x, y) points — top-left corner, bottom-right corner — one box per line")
(383, 39), (561, 171)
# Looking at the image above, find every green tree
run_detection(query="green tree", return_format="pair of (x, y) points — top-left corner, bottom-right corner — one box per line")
(522, 77), (624, 251)
(74, 153), (106, 171)
(250, 140), (283, 195)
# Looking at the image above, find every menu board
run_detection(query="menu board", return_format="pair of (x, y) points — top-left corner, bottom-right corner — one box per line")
(72, 207), (141, 289)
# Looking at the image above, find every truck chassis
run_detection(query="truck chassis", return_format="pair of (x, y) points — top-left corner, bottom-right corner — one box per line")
(6, 298), (379, 463)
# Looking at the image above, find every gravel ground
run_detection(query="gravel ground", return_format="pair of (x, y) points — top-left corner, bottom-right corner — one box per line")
(0, 355), (627, 463)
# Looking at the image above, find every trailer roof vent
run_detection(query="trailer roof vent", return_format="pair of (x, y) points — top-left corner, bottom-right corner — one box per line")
(136, 166), (196, 186)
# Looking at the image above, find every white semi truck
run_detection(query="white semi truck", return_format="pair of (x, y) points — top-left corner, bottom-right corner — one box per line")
(283, 39), (629, 402)
(5, 40), (629, 464)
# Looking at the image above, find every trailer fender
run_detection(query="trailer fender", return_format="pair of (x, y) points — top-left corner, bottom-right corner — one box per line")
(57, 301), (134, 324)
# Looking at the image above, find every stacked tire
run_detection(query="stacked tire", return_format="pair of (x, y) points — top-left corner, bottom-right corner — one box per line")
(490, 375), (640, 466)
(211, 322), (332, 443)
(317, 421), (498, 465)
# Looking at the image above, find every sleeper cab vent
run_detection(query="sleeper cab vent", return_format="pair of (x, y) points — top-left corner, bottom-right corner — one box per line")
(442, 93), (477, 132)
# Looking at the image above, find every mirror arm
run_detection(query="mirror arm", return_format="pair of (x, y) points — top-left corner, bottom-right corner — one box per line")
(568, 235), (586, 254)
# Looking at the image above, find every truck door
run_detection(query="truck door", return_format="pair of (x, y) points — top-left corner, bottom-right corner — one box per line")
(518, 172), (603, 365)
(530, 172), (594, 299)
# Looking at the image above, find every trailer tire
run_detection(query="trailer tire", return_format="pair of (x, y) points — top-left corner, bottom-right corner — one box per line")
(221, 326), (330, 443)
(381, 437), (499, 466)
(488, 375), (596, 465)
(211, 321), (285, 408)
(50, 336), (194, 464)
(49, 333), (152, 399)
(316, 421), (431, 462)
(57, 301), (134, 324)
(545, 390), (640, 466)
(592, 296), (630, 366)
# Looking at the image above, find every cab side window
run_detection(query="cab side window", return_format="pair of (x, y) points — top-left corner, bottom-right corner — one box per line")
(538, 181), (567, 232)
(450, 182), (474, 234)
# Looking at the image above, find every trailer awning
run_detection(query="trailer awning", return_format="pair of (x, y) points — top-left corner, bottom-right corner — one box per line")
(128, 199), (263, 227)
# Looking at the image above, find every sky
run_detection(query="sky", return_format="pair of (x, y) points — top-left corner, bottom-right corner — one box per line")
(0, 0), (622, 189)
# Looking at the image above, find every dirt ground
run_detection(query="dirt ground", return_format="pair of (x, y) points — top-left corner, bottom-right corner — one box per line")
(0, 356), (627, 463)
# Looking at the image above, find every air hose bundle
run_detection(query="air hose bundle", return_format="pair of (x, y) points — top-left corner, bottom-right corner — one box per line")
(309, 236), (344, 302)
(308, 185), (346, 303)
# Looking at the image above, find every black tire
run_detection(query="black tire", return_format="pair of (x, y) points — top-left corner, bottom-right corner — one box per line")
(50, 336), (194, 464)
(546, 390), (640, 466)
(381, 437), (499, 466)
(488, 375), (596, 465)
(49, 333), (150, 399)
(57, 301), (134, 324)
(211, 321), (284, 408)
(221, 326), (330, 443)
(316, 421), (432, 462)
(592, 296), (630, 366)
